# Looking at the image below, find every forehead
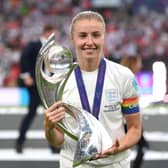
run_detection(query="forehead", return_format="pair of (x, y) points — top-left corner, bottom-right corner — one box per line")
(73, 19), (104, 32)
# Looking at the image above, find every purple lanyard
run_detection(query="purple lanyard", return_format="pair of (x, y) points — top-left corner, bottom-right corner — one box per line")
(74, 58), (106, 119)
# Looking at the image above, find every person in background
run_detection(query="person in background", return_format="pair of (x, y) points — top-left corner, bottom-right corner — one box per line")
(119, 55), (142, 75)
(120, 54), (149, 168)
(44, 11), (142, 168)
(15, 24), (59, 153)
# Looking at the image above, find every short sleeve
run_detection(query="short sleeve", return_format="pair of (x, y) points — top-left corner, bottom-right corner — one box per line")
(121, 75), (140, 115)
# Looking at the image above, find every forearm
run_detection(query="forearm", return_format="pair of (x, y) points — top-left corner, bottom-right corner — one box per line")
(119, 125), (142, 152)
(45, 124), (64, 148)
(117, 112), (142, 152)
(43, 101), (65, 148)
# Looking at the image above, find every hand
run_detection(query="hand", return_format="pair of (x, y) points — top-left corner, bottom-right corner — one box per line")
(95, 139), (120, 159)
(24, 76), (34, 86)
(44, 101), (65, 130)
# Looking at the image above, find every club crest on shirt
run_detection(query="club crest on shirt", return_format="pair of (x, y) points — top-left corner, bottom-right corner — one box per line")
(105, 89), (119, 102)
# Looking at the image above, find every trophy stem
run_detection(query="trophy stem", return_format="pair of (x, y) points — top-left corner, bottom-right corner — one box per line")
(57, 63), (77, 100)
(57, 122), (78, 141)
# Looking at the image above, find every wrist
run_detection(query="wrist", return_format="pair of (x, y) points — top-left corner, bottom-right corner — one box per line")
(44, 120), (55, 131)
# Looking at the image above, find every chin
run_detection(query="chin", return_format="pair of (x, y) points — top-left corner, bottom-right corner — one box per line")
(85, 55), (97, 60)
(84, 52), (97, 58)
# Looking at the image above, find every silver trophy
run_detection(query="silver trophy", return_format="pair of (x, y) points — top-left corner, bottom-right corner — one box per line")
(35, 33), (112, 167)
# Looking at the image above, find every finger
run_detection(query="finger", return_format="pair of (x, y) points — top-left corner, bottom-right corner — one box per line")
(47, 101), (63, 111)
(51, 114), (65, 124)
(94, 153), (108, 159)
(46, 107), (65, 121)
(48, 106), (65, 117)
(50, 110), (65, 120)
(101, 141), (119, 155)
(45, 105), (65, 120)
(101, 148), (112, 155)
(46, 109), (65, 122)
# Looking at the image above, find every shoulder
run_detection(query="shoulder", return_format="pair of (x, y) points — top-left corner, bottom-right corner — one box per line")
(105, 58), (133, 77)
(23, 40), (41, 49)
(28, 40), (41, 48)
(22, 40), (42, 54)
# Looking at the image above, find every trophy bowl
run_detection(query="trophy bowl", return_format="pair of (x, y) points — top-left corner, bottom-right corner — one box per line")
(35, 33), (112, 167)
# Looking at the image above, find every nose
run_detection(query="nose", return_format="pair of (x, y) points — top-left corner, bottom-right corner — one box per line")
(86, 35), (94, 45)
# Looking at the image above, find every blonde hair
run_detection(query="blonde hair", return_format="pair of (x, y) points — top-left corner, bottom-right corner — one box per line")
(70, 11), (106, 35)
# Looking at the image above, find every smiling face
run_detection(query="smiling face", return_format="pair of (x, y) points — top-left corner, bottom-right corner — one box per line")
(71, 19), (105, 58)
(71, 16), (105, 68)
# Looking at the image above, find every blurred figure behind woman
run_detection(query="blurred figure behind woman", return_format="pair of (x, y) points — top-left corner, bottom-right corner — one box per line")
(120, 55), (142, 75)
(15, 24), (59, 154)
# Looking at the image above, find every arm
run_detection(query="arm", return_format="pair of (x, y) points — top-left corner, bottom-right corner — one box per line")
(44, 101), (65, 148)
(121, 112), (142, 150)
(114, 72), (141, 152)
(97, 73), (141, 158)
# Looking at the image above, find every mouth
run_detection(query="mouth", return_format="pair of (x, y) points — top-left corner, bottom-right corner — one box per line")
(82, 48), (96, 54)
(82, 48), (96, 51)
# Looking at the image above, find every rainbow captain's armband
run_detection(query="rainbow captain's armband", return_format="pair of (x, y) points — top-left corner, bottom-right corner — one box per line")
(122, 97), (140, 114)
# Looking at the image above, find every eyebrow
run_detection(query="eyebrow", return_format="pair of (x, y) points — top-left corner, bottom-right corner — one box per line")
(78, 30), (101, 34)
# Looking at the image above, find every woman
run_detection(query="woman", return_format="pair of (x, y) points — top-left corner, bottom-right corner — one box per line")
(44, 11), (141, 168)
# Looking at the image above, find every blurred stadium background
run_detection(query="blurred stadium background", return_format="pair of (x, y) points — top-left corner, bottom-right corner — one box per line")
(1, 0), (168, 168)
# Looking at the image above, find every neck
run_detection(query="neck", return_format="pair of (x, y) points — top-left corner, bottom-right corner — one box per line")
(78, 58), (102, 72)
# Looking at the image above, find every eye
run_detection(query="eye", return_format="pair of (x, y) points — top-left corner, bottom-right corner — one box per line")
(79, 33), (87, 38)
(92, 32), (101, 38)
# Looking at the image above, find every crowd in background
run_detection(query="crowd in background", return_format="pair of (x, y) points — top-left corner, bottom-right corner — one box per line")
(0, 0), (168, 87)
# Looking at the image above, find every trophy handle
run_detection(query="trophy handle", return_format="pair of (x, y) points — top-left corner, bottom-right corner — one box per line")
(35, 34), (78, 141)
